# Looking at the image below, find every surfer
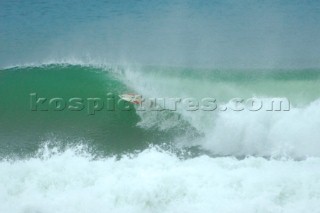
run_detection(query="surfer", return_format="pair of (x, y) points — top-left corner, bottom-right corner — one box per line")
(119, 94), (142, 105)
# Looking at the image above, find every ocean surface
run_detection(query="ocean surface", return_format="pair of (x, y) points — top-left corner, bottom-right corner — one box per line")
(1, 0), (320, 212)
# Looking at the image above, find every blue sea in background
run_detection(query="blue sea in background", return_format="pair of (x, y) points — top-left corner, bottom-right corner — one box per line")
(1, 0), (320, 68)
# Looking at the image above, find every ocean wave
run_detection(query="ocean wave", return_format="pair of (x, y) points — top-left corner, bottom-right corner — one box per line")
(1, 62), (320, 158)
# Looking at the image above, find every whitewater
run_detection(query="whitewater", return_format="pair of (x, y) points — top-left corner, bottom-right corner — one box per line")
(1, 144), (320, 213)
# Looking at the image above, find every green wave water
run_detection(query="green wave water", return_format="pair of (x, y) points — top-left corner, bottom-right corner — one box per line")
(0, 65), (195, 158)
(1, 64), (320, 158)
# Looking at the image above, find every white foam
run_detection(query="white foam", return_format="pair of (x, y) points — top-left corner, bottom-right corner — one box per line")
(121, 67), (320, 158)
(202, 99), (320, 158)
(1, 145), (320, 213)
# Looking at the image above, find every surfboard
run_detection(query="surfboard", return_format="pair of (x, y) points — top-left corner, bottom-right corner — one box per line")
(119, 94), (142, 105)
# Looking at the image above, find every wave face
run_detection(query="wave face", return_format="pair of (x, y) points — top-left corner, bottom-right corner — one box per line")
(1, 63), (320, 212)
(0, 64), (199, 158)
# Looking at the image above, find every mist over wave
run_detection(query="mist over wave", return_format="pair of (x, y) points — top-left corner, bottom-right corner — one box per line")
(120, 65), (320, 158)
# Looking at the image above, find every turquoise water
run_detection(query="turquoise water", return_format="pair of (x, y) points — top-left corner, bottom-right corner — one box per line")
(1, 0), (320, 212)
